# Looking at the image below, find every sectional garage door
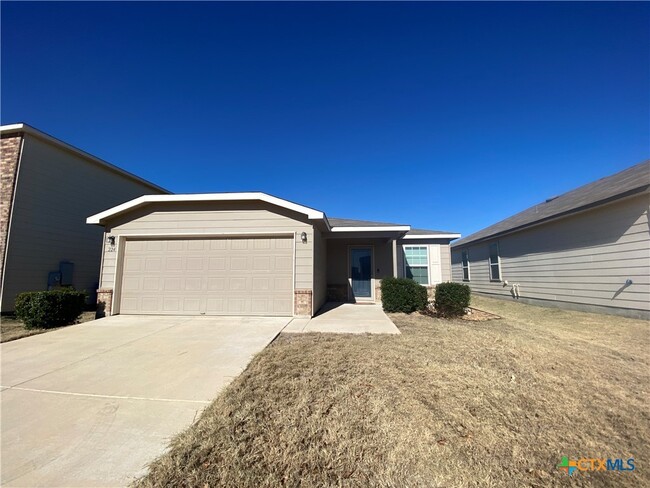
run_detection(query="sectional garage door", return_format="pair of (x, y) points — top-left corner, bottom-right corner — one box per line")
(119, 237), (293, 316)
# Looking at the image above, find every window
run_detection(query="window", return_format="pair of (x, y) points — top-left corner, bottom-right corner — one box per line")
(404, 246), (429, 285)
(489, 242), (501, 281)
(462, 250), (470, 281)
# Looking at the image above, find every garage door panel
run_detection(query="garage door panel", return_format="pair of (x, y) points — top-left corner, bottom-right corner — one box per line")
(120, 237), (294, 316)
(146, 241), (164, 251)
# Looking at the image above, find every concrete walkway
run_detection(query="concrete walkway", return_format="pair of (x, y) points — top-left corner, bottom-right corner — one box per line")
(284, 302), (400, 334)
(1, 315), (290, 487)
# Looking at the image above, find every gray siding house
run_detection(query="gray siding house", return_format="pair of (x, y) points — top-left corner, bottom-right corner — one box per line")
(87, 193), (460, 317)
(451, 161), (650, 319)
(0, 124), (168, 312)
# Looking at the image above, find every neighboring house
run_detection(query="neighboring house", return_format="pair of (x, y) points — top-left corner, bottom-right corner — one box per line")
(0, 123), (168, 312)
(86, 193), (460, 317)
(451, 160), (650, 319)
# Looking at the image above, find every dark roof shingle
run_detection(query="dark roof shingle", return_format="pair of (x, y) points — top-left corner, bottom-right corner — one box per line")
(453, 160), (650, 247)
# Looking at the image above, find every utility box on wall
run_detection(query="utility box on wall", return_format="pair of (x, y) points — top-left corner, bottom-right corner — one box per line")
(60, 261), (74, 286)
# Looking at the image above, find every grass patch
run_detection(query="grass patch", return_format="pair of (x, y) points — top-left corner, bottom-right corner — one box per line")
(0, 311), (95, 343)
(136, 296), (649, 487)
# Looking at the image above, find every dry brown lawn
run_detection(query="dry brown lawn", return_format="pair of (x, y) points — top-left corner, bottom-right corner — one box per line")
(136, 296), (649, 487)
(0, 311), (95, 343)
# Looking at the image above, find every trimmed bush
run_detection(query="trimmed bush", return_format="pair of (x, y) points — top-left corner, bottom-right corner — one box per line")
(14, 289), (86, 329)
(380, 277), (428, 313)
(434, 282), (471, 317)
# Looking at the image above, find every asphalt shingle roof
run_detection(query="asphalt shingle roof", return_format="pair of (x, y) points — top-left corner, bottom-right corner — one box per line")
(328, 217), (407, 227)
(329, 218), (457, 236)
(453, 160), (650, 248)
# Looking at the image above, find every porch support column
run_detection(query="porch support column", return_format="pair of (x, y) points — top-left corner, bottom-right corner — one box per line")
(392, 238), (398, 277)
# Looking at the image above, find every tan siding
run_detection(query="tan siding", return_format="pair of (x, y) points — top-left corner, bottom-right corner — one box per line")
(100, 202), (313, 298)
(1, 134), (165, 311)
(452, 194), (650, 313)
(396, 238), (453, 284)
(312, 230), (328, 314)
(326, 239), (393, 283)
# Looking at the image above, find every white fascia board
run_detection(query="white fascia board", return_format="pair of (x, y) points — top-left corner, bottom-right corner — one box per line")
(330, 226), (411, 232)
(403, 233), (461, 239)
(87, 192), (326, 225)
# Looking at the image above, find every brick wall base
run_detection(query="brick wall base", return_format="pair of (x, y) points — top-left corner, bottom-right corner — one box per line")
(96, 288), (113, 318)
(1, 135), (22, 298)
(294, 289), (312, 316)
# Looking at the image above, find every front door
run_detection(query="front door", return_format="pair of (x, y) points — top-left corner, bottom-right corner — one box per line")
(350, 248), (372, 299)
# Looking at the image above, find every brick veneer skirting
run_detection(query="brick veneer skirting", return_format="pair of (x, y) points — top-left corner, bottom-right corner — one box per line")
(97, 288), (113, 318)
(0, 135), (22, 293)
(294, 289), (312, 316)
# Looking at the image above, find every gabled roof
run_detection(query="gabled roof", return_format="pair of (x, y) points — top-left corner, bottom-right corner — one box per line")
(0, 123), (168, 194)
(453, 160), (650, 248)
(328, 217), (408, 228)
(404, 228), (462, 239)
(328, 217), (410, 232)
(87, 192), (327, 225)
(87, 194), (462, 239)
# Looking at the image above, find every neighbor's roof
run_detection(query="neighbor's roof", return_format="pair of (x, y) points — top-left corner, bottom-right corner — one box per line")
(453, 160), (650, 248)
(0, 123), (169, 194)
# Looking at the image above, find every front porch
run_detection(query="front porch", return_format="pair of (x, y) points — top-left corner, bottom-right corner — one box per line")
(307, 219), (457, 317)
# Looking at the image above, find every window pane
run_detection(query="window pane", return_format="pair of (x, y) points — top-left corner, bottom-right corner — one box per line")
(462, 251), (469, 266)
(490, 263), (500, 280)
(406, 266), (429, 285)
(462, 267), (469, 281)
(405, 247), (428, 266)
(489, 243), (499, 264)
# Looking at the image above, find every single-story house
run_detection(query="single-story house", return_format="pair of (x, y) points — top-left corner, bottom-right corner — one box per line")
(451, 160), (650, 319)
(86, 193), (460, 317)
(0, 123), (168, 312)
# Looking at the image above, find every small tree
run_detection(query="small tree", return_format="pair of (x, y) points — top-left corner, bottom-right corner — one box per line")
(434, 282), (471, 317)
(381, 277), (428, 313)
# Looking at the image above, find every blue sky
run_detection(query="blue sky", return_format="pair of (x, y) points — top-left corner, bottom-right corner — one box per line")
(2, 2), (648, 237)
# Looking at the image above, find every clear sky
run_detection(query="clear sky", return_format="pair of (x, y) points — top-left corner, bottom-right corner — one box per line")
(2, 2), (648, 237)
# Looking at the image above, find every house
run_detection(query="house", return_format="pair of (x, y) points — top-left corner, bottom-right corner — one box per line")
(0, 124), (168, 312)
(86, 193), (460, 317)
(451, 160), (650, 319)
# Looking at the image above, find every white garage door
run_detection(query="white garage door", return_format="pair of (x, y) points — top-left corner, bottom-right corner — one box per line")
(119, 237), (294, 316)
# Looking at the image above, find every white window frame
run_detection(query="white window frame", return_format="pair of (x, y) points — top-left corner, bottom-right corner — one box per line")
(403, 245), (430, 285)
(488, 242), (501, 282)
(461, 250), (470, 282)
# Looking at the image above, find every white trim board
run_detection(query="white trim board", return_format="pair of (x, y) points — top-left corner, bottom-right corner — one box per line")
(403, 233), (461, 239)
(87, 192), (326, 225)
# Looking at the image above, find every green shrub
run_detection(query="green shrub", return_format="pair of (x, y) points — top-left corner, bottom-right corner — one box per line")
(14, 289), (87, 329)
(380, 277), (428, 313)
(434, 282), (471, 317)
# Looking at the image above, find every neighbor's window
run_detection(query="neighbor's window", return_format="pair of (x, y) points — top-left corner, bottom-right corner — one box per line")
(462, 250), (470, 281)
(404, 246), (429, 285)
(489, 242), (501, 281)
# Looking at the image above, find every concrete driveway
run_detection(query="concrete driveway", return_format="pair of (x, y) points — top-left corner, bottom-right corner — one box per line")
(1, 315), (290, 487)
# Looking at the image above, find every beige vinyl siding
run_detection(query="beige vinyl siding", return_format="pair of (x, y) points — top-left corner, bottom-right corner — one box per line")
(312, 230), (327, 314)
(396, 239), (452, 284)
(99, 202), (313, 302)
(1, 134), (164, 311)
(326, 238), (393, 287)
(451, 193), (650, 314)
